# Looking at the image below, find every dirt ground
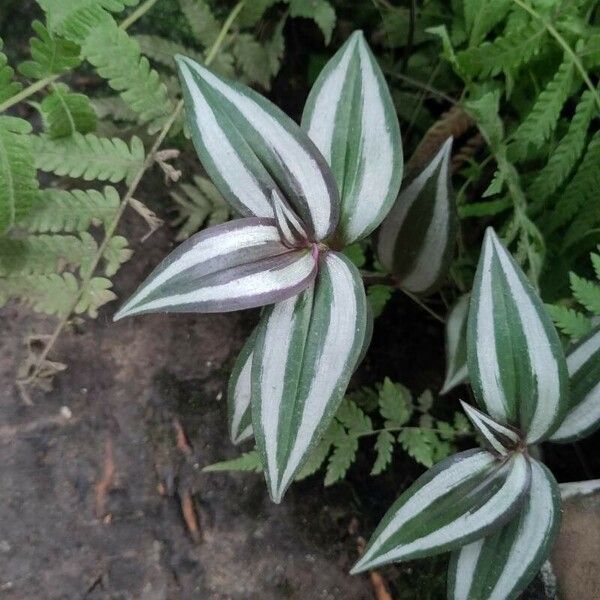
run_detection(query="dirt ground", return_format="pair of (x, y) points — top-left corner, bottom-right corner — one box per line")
(0, 216), (374, 600)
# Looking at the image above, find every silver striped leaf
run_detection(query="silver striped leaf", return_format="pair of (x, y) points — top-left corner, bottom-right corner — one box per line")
(227, 328), (257, 445)
(448, 459), (561, 600)
(467, 228), (569, 444)
(459, 402), (521, 457)
(551, 324), (600, 443)
(177, 55), (339, 242)
(114, 218), (317, 319)
(351, 449), (531, 573)
(441, 293), (470, 395)
(301, 30), (403, 245)
(377, 137), (457, 295)
(251, 251), (368, 503)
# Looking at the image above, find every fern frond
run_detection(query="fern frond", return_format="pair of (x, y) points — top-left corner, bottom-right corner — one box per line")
(456, 21), (546, 77)
(529, 90), (596, 207)
(18, 20), (80, 79)
(0, 233), (97, 276)
(463, 0), (512, 47)
(134, 34), (204, 70)
(0, 38), (22, 102)
(82, 23), (173, 133)
(75, 276), (117, 317)
(563, 200), (600, 252)
(38, 0), (137, 41)
(32, 132), (145, 184)
(286, 0), (336, 45)
(103, 235), (132, 276)
(178, 0), (221, 48)
(510, 57), (576, 160)
(0, 272), (79, 316)
(238, 0), (279, 27)
(232, 34), (273, 89)
(548, 131), (600, 232)
(91, 96), (138, 123)
(40, 83), (97, 138)
(17, 186), (120, 233)
(0, 116), (39, 234)
(170, 175), (230, 241)
(546, 303), (592, 339)
(570, 273), (600, 314)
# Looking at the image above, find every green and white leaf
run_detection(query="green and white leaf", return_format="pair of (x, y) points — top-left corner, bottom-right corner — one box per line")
(176, 55), (339, 241)
(551, 324), (600, 442)
(351, 449), (531, 572)
(301, 31), (402, 244)
(459, 401), (520, 457)
(467, 228), (569, 443)
(114, 218), (318, 319)
(251, 251), (367, 503)
(441, 294), (470, 394)
(378, 137), (457, 295)
(228, 329), (257, 445)
(448, 459), (561, 600)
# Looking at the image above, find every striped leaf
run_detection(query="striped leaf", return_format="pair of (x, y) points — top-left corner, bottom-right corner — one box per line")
(176, 55), (339, 241)
(252, 251), (367, 503)
(441, 293), (470, 394)
(114, 218), (317, 319)
(551, 324), (600, 443)
(351, 449), (531, 572)
(228, 328), (257, 445)
(301, 31), (402, 244)
(467, 228), (569, 443)
(460, 401), (521, 457)
(448, 459), (561, 600)
(377, 137), (457, 295)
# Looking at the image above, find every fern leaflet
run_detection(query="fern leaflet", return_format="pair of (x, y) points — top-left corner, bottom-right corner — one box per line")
(0, 117), (39, 234)
(32, 132), (145, 184)
(0, 38), (22, 102)
(546, 303), (592, 339)
(178, 0), (221, 48)
(570, 273), (600, 314)
(529, 90), (596, 208)
(40, 83), (97, 138)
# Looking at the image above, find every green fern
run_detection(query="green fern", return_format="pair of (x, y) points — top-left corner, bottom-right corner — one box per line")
(18, 20), (80, 79)
(135, 34), (205, 70)
(463, 0), (512, 47)
(528, 89), (596, 208)
(0, 232), (98, 276)
(91, 96), (138, 123)
(18, 187), (120, 233)
(170, 175), (230, 241)
(0, 117), (39, 234)
(32, 132), (145, 184)
(546, 303), (592, 339)
(82, 23), (174, 133)
(548, 131), (600, 233)
(178, 0), (221, 48)
(40, 83), (97, 138)
(570, 272), (600, 314)
(456, 21), (547, 78)
(510, 57), (576, 160)
(286, 0), (336, 45)
(0, 38), (22, 102)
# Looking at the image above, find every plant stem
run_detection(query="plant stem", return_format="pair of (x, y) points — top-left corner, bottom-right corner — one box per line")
(385, 70), (458, 105)
(19, 0), (244, 387)
(399, 288), (446, 323)
(0, 0), (164, 114)
(511, 0), (600, 112)
(205, 0), (246, 65)
(119, 0), (161, 30)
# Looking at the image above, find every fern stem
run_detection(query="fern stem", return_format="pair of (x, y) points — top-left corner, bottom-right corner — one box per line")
(399, 288), (445, 323)
(0, 0), (165, 115)
(0, 75), (59, 113)
(19, 0), (247, 387)
(205, 0), (246, 65)
(119, 0), (161, 30)
(511, 0), (600, 112)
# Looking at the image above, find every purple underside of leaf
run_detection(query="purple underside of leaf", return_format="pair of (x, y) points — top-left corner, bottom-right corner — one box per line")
(114, 217), (318, 319)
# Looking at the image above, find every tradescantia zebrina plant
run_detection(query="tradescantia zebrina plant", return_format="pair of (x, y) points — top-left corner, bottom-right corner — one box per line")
(115, 30), (408, 503)
(352, 227), (570, 600)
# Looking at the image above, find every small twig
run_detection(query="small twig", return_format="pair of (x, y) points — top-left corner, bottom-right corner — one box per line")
(95, 438), (116, 520)
(119, 0), (161, 30)
(173, 418), (192, 456)
(399, 0), (417, 75)
(179, 489), (202, 542)
(386, 70), (458, 105)
(356, 536), (394, 600)
(399, 288), (445, 323)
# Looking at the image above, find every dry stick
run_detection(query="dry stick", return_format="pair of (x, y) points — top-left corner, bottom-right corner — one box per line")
(18, 0), (247, 388)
